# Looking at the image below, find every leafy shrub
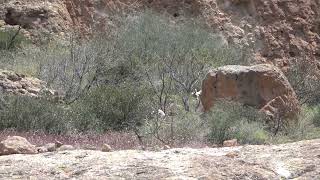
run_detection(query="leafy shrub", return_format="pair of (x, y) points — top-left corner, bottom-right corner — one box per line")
(0, 95), (72, 134)
(206, 101), (269, 145)
(78, 84), (154, 131)
(0, 27), (26, 50)
(311, 105), (320, 127)
(270, 105), (320, 143)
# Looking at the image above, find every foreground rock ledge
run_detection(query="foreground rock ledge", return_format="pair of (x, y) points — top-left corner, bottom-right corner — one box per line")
(0, 139), (319, 179)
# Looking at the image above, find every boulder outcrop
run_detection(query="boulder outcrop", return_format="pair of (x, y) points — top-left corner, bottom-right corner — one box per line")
(0, 70), (56, 97)
(200, 64), (300, 118)
(0, 136), (37, 156)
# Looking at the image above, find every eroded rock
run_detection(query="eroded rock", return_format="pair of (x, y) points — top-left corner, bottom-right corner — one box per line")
(0, 70), (57, 98)
(57, 145), (75, 151)
(200, 64), (300, 118)
(223, 139), (238, 147)
(0, 139), (319, 179)
(101, 144), (112, 152)
(0, 136), (37, 156)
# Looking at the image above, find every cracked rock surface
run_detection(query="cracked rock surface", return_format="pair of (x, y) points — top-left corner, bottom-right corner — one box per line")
(0, 139), (319, 179)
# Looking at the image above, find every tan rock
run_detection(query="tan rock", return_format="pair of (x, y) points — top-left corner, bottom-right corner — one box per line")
(101, 144), (112, 152)
(43, 143), (57, 152)
(163, 145), (171, 150)
(55, 140), (63, 148)
(225, 151), (239, 158)
(57, 145), (75, 151)
(37, 146), (48, 153)
(200, 64), (300, 118)
(0, 69), (57, 98)
(0, 136), (37, 156)
(0, 20), (5, 27)
(223, 139), (238, 147)
(0, 139), (320, 179)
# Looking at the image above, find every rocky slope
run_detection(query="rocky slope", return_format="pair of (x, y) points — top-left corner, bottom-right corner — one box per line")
(1, 0), (320, 72)
(0, 139), (319, 179)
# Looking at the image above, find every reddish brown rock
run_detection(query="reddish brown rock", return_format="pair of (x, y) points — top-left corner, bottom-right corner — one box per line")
(0, 136), (37, 156)
(223, 139), (238, 147)
(200, 64), (300, 118)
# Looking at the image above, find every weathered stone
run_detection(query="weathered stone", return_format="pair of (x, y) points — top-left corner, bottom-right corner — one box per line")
(0, 136), (37, 156)
(55, 140), (63, 148)
(37, 146), (48, 153)
(223, 139), (238, 147)
(0, 69), (57, 98)
(0, 139), (320, 179)
(200, 64), (300, 118)
(163, 145), (171, 150)
(101, 144), (112, 152)
(0, 20), (5, 27)
(57, 145), (75, 151)
(43, 143), (57, 152)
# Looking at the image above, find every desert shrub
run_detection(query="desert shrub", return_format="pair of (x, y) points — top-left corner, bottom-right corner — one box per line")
(206, 101), (269, 145)
(0, 94), (103, 134)
(0, 95), (73, 134)
(0, 11), (252, 145)
(0, 27), (26, 50)
(77, 84), (154, 131)
(270, 105), (320, 143)
(312, 105), (320, 127)
(0, 89), (6, 111)
(139, 110), (208, 146)
(286, 59), (320, 105)
(121, 12), (240, 109)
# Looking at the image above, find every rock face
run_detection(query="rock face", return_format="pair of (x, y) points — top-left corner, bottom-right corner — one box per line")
(200, 64), (300, 118)
(0, 0), (72, 38)
(0, 70), (55, 97)
(0, 136), (37, 156)
(1, 0), (320, 72)
(0, 139), (319, 179)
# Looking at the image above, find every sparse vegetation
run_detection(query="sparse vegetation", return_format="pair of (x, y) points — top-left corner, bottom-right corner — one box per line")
(0, 27), (25, 50)
(0, 10), (320, 149)
(206, 101), (269, 145)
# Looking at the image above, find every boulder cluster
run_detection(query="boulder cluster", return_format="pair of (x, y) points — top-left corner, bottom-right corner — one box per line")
(0, 136), (116, 156)
(0, 70), (55, 97)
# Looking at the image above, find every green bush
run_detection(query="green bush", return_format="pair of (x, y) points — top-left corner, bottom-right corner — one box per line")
(312, 105), (320, 127)
(0, 28), (26, 50)
(78, 84), (154, 131)
(270, 105), (320, 143)
(206, 101), (269, 145)
(0, 95), (72, 134)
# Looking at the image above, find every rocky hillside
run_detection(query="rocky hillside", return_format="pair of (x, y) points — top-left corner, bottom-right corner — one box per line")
(1, 0), (320, 71)
(0, 139), (319, 179)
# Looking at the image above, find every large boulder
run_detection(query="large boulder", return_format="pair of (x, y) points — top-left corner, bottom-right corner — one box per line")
(0, 136), (38, 156)
(200, 64), (300, 118)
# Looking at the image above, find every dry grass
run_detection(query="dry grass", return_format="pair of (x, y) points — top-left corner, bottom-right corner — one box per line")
(0, 130), (139, 150)
(0, 130), (211, 150)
